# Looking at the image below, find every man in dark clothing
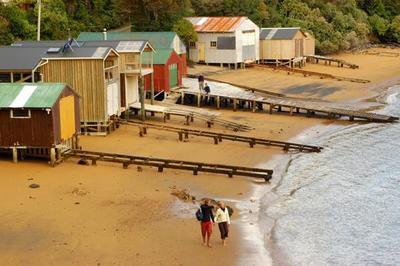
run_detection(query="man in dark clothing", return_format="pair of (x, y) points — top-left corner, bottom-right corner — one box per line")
(198, 74), (205, 92)
(200, 199), (214, 247)
(203, 83), (211, 104)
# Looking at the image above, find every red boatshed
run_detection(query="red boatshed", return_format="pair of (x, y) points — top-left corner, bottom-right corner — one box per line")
(144, 48), (184, 94)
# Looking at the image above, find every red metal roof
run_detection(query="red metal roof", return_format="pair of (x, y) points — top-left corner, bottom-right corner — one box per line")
(186, 17), (247, 33)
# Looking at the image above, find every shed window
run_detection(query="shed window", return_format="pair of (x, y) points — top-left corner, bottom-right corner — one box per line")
(189, 42), (196, 48)
(10, 109), (31, 119)
(210, 41), (217, 48)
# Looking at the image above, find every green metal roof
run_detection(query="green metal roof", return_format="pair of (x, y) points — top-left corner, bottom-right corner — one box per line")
(78, 32), (176, 50)
(153, 49), (174, 64)
(0, 83), (67, 108)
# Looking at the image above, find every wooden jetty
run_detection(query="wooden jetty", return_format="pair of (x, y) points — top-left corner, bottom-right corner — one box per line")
(129, 102), (253, 132)
(362, 50), (400, 57)
(63, 149), (273, 182)
(251, 64), (370, 84)
(121, 120), (323, 153)
(176, 87), (399, 123)
(306, 55), (359, 69)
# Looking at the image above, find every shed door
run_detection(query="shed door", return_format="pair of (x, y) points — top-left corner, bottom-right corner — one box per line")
(126, 76), (139, 105)
(198, 43), (205, 61)
(169, 64), (178, 88)
(107, 82), (119, 116)
(59, 95), (76, 141)
(295, 39), (304, 57)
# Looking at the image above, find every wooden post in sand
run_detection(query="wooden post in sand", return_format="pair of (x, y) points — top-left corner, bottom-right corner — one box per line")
(252, 101), (256, 112)
(12, 147), (17, 163)
(50, 147), (56, 167)
(269, 104), (274, 114)
(290, 107), (294, 116)
(233, 99), (237, 111)
(217, 96), (220, 110)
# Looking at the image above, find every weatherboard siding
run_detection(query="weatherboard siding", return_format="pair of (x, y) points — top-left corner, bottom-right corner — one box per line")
(0, 109), (54, 147)
(40, 59), (106, 123)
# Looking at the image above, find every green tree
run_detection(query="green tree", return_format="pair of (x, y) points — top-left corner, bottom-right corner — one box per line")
(389, 16), (400, 42)
(0, 3), (35, 44)
(368, 14), (389, 37)
(172, 18), (197, 47)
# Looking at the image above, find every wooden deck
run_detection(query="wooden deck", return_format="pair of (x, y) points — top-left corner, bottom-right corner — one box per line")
(63, 149), (273, 182)
(176, 86), (398, 123)
(307, 55), (359, 69)
(129, 102), (253, 132)
(121, 120), (323, 153)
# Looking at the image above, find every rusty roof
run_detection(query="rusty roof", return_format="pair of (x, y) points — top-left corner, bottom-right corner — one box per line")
(186, 17), (247, 33)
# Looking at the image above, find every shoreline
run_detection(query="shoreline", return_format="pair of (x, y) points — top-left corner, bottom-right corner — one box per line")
(243, 82), (400, 266)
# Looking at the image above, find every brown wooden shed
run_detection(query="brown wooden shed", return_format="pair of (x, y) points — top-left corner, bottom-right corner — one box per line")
(0, 83), (80, 165)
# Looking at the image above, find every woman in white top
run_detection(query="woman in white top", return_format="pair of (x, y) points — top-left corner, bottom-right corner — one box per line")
(214, 201), (231, 246)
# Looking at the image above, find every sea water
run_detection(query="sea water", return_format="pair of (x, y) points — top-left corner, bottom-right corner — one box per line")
(265, 85), (400, 266)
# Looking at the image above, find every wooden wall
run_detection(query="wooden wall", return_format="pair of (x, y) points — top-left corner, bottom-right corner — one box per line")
(0, 109), (54, 147)
(40, 59), (106, 123)
(260, 39), (295, 60)
(260, 31), (310, 60)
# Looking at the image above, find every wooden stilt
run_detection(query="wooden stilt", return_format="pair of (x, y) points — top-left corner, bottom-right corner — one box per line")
(197, 93), (201, 107)
(12, 147), (18, 163)
(50, 148), (56, 167)
(233, 99), (237, 112)
(181, 92), (185, 104)
(217, 96), (220, 110)
(269, 104), (274, 114)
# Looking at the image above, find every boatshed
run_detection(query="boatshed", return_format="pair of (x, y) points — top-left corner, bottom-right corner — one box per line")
(259, 27), (314, 66)
(0, 83), (80, 166)
(186, 16), (260, 68)
(77, 31), (187, 93)
(0, 44), (120, 134)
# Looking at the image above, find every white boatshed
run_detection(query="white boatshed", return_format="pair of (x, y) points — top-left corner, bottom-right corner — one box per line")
(186, 16), (260, 68)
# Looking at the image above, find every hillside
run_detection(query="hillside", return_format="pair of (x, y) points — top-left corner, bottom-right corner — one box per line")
(0, 0), (399, 54)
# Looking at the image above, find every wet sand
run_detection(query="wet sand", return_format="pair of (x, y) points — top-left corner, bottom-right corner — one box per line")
(0, 48), (399, 265)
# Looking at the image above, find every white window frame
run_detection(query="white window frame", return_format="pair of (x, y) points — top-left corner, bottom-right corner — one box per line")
(10, 109), (31, 119)
(189, 42), (196, 48)
(210, 41), (217, 48)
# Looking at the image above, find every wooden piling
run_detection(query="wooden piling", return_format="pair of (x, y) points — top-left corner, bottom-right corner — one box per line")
(12, 147), (17, 163)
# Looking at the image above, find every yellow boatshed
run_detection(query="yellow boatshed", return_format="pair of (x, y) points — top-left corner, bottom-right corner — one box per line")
(259, 27), (315, 67)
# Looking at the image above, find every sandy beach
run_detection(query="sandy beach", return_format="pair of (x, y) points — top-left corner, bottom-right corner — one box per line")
(0, 48), (399, 265)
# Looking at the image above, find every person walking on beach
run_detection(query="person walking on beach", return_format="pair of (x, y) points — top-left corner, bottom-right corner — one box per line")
(214, 201), (231, 246)
(200, 199), (214, 248)
(198, 74), (205, 92)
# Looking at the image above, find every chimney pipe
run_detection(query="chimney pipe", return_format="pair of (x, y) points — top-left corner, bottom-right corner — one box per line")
(103, 28), (107, 40)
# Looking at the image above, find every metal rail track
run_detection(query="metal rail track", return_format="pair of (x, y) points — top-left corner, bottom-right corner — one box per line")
(64, 149), (273, 182)
(121, 120), (323, 153)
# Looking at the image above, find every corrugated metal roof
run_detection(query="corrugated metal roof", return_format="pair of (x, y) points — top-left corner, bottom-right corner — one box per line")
(0, 83), (67, 108)
(78, 32), (176, 49)
(260, 27), (304, 40)
(14, 40), (151, 53)
(186, 17), (246, 32)
(153, 49), (173, 64)
(0, 47), (46, 71)
(0, 46), (113, 71)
